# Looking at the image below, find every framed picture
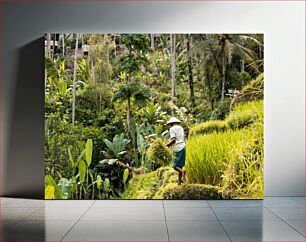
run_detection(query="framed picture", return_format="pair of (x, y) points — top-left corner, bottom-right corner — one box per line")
(44, 33), (264, 200)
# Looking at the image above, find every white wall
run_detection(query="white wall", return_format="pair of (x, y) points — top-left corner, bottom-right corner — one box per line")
(2, 1), (305, 197)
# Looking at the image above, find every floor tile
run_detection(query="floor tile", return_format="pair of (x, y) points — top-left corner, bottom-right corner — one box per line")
(45, 200), (94, 208)
(167, 220), (230, 241)
(165, 207), (217, 221)
(62, 220), (168, 241)
(221, 220), (305, 241)
(92, 200), (163, 208)
(292, 197), (305, 206)
(0, 220), (21, 240)
(163, 200), (209, 208)
(81, 207), (164, 221)
(213, 207), (279, 220)
(208, 199), (263, 208)
(25, 207), (88, 220)
(0, 198), (45, 208)
(1, 220), (75, 241)
(268, 207), (305, 220)
(0, 207), (40, 220)
(286, 220), (305, 237)
(264, 197), (304, 207)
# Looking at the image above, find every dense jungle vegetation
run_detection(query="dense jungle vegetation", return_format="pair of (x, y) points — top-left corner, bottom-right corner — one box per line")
(44, 33), (264, 199)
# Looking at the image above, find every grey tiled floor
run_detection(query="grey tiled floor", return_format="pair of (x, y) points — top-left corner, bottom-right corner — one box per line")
(0, 197), (305, 241)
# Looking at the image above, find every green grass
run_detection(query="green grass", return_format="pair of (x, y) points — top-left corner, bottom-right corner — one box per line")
(186, 128), (255, 185)
(189, 120), (228, 137)
(121, 166), (176, 199)
(189, 100), (263, 137)
(230, 100), (263, 121)
(121, 166), (221, 199)
(185, 100), (264, 198)
(154, 183), (221, 200)
(222, 122), (264, 199)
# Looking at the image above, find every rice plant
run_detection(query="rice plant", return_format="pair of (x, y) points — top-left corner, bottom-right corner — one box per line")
(230, 100), (263, 121)
(186, 100), (264, 198)
(189, 100), (263, 137)
(147, 138), (173, 168)
(186, 128), (255, 185)
(189, 120), (228, 137)
(222, 122), (264, 199)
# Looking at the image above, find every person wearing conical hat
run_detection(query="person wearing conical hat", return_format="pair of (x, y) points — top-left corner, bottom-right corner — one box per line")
(166, 117), (186, 185)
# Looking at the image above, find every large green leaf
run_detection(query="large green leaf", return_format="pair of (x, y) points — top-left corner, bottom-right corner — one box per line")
(103, 138), (116, 157)
(137, 133), (146, 155)
(85, 139), (93, 167)
(96, 175), (102, 190)
(103, 133), (130, 158)
(45, 185), (54, 199)
(78, 160), (86, 182)
(45, 175), (62, 199)
(104, 178), (110, 191)
(68, 147), (75, 169)
(58, 178), (72, 199)
(123, 168), (129, 185)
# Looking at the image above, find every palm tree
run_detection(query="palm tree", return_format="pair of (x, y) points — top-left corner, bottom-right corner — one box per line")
(72, 33), (79, 124)
(170, 34), (176, 115)
(61, 33), (65, 57)
(217, 34), (259, 101)
(187, 34), (195, 107)
(112, 82), (150, 131)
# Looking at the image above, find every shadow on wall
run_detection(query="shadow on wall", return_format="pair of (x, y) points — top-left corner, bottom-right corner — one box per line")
(4, 38), (44, 199)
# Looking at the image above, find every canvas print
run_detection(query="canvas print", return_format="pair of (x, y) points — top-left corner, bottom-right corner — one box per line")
(44, 33), (264, 200)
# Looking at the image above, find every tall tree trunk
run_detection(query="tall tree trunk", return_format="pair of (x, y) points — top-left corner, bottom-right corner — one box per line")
(62, 33), (65, 57)
(72, 34), (79, 125)
(205, 66), (214, 110)
(47, 33), (51, 57)
(240, 59), (245, 72)
(45, 34), (51, 91)
(151, 34), (157, 77)
(114, 35), (117, 57)
(187, 34), (195, 107)
(240, 59), (245, 86)
(52, 34), (56, 59)
(221, 51), (226, 102)
(170, 34), (176, 115)
(151, 34), (154, 50)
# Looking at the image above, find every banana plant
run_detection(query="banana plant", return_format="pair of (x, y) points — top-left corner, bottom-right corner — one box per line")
(45, 175), (62, 199)
(77, 139), (93, 199)
(103, 133), (130, 159)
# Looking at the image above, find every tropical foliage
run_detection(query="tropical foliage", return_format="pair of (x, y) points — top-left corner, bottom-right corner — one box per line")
(45, 33), (264, 199)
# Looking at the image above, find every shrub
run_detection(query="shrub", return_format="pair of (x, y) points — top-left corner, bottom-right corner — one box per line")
(227, 100), (263, 129)
(209, 99), (231, 120)
(45, 113), (105, 179)
(154, 183), (222, 200)
(226, 110), (258, 129)
(189, 120), (228, 137)
(147, 138), (173, 168)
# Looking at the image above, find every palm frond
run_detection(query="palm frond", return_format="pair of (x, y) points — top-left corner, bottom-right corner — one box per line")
(239, 35), (263, 47)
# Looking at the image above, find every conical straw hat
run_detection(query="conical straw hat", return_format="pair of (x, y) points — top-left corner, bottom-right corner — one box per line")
(166, 117), (181, 125)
